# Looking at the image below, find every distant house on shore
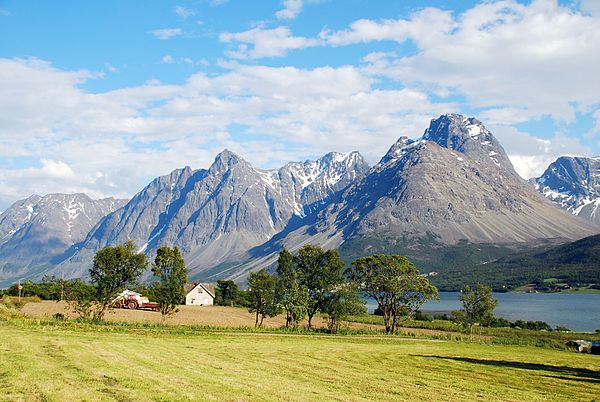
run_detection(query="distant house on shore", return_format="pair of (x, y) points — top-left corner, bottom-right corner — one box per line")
(184, 283), (215, 306)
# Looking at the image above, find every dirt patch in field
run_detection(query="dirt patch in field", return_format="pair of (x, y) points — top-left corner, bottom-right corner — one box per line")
(19, 301), (469, 338)
(20, 301), (353, 330)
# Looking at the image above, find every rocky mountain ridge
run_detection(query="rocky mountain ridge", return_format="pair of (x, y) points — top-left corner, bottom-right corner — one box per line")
(53, 150), (369, 280)
(225, 114), (599, 282)
(0, 194), (126, 284)
(532, 156), (600, 226)
(1, 114), (599, 287)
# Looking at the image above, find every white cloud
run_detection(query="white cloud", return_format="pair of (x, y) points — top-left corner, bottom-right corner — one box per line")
(356, 0), (600, 123)
(322, 8), (455, 46)
(103, 63), (118, 73)
(580, 0), (600, 16)
(152, 28), (183, 40)
(40, 159), (76, 178)
(491, 125), (592, 179)
(161, 55), (200, 65)
(276, 0), (304, 20)
(0, 58), (454, 209)
(161, 55), (175, 64)
(175, 6), (195, 19)
(220, 26), (319, 59)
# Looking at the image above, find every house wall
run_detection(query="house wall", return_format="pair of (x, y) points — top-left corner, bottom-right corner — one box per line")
(185, 284), (214, 306)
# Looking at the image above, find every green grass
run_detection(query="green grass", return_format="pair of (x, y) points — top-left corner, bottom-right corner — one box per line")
(1, 319), (599, 401)
(561, 286), (600, 294)
(346, 316), (600, 349)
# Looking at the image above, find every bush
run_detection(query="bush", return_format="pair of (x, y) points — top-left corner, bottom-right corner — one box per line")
(511, 320), (552, 331)
(53, 313), (65, 321)
(489, 316), (511, 328)
(414, 310), (433, 321)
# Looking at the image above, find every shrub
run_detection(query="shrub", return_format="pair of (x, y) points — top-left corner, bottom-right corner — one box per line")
(53, 313), (65, 321)
(414, 310), (433, 322)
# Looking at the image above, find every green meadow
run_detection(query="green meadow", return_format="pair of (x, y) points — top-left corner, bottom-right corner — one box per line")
(1, 318), (599, 401)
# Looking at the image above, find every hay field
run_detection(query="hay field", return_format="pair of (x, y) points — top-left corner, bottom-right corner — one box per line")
(21, 301), (291, 328)
(20, 301), (462, 337)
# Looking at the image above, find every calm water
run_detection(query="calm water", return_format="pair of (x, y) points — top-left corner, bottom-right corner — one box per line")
(367, 292), (600, 332)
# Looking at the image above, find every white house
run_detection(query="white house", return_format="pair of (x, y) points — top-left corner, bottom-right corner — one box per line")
(184, 283), (215, 306)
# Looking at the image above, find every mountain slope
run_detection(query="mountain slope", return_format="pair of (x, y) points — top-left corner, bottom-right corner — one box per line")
(228, 114), (599, 283)
(335, 115), (594, 243)
(532, 156), (600, 225)
(432, 234), (600, 291)
(0, 194), (126, 285)
(55, 150), (369, 279)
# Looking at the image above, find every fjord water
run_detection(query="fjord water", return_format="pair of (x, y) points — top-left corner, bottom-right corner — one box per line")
(427, 292), (600, 332)
(368, 292), (600, 332)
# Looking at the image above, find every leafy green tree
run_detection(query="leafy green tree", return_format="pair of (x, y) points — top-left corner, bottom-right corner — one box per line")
(248, 269), (279, 327)
(349, 254), (439, 334)
(322, 283), (366, 333)
(215, 280), (241, 306)
(152, 246), (188, 324)
(90, 241), (147, 320)
(295, 245), (345, 328)
(43, 276), (96, 319)
(275, 249), (309, 329)
(453, 284), (497, 333)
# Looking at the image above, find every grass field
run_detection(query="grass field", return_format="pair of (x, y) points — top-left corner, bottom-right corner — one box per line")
(1, 319), (599, 401)
(2, 301), (600, 401)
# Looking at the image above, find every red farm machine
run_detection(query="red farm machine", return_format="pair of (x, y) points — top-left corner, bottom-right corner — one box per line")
(111, 290), (160, 311)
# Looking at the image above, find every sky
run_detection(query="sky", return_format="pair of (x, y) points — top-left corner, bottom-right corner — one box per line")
(1, 0), (600, 210)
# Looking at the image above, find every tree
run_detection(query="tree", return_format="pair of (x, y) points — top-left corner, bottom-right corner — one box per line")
(152, 246), (188, 324)
(275, 249), (309, 329)
(322, 283), (366, 334)
(349, 254), (438, 334)
(248, 269), (279, 327)
(90, 241), (147, 320)
(215, 280), (241, 306)
(44, 276), (96, 319)
(453, 284), (497, 333)
(295, 245), (345, 328)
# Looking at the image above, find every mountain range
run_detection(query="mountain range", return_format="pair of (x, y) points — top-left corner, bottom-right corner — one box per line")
(0, 194), (125, 284)
(1, 114), (598, 288)
(532, 156), (600, 226)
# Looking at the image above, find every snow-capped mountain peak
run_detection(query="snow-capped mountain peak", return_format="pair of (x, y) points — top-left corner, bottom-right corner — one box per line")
(533, 156), (600, 225)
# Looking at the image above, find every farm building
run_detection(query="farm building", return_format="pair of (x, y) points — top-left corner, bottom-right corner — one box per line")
(184, 283), (215, 306)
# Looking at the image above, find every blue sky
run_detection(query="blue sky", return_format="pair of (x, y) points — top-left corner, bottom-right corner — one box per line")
(1, 0), (599, 210)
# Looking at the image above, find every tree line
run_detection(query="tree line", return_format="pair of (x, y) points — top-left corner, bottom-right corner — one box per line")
(6, 241), (511, 334)
(5, 241), (188, 324)
(235, 245), (440, 334)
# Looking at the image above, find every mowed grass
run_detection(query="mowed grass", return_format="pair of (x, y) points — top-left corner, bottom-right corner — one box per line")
(1, 320), (599, 401)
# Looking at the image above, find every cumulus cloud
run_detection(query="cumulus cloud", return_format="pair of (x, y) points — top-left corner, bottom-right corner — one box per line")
(2, 1), (599, 208)
(152, 28), (183, 40)
(0, 57), (456, 209)
(220, 26), (319, 58)
(356, 0), (600, 124)
(321, 7), (455, 46)
(580, 0), (600, 16)
(490, 125), (593, 179)
(276, 0), (304, 20)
